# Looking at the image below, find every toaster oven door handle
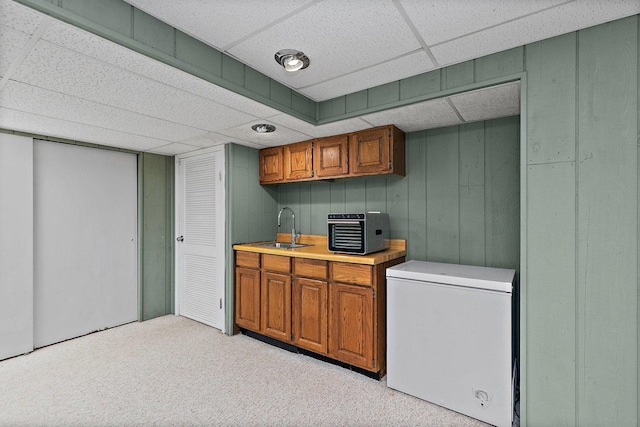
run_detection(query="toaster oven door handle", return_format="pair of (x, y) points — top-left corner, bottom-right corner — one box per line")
(328, 220), (361, 225)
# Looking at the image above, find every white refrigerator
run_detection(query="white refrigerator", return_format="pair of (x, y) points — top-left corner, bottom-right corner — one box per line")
(386, 260), (516, 427)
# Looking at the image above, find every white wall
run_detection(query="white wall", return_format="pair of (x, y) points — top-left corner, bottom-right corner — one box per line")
(0, 133), (34, 360)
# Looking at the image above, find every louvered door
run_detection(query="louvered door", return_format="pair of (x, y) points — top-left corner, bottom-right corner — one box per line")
(176, 147), (225, 330)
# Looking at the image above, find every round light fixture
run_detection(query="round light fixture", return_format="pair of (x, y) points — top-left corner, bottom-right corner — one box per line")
(275, 49), (310, 72)
(251, 124), (276, 133)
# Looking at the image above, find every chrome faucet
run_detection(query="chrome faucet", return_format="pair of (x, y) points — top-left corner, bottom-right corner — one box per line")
(277, 206), (300, 245)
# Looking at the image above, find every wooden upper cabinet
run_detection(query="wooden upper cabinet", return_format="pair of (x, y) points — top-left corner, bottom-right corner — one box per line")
(284, 141), (313, 181)
(314, 135), (348, 178)
(259, 147), (284, 183)
(349, 127), (389, 175)
(259, 125), (404, 184)
(349, 125), (404, 176)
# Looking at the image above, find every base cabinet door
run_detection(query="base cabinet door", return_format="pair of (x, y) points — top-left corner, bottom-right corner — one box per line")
(293, 278), (328, 354)
(261, 272), (292, 341)
(235, 267), (261, 331)
(329, 283), (374, 369)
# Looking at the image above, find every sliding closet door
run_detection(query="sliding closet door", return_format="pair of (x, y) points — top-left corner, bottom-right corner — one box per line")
(34, 140), (137, 348)
(0, 134), (33, 360)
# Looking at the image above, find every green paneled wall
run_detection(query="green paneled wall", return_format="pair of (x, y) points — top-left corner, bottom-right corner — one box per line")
(524, 16), (639, 426)
(276, 117), (520, 271)
(139, 152), (174, 321)
(224, 143), (278, 331)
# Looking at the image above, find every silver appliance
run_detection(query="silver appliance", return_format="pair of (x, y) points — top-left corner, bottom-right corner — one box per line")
(327, 212), (389, 255)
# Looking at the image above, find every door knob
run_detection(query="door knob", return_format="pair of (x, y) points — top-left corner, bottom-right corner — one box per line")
(176, 236), (184, 242)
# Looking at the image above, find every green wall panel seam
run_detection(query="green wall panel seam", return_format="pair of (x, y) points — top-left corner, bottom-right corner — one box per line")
(518, 73), (528, 426)
(574, 28), (580, 427)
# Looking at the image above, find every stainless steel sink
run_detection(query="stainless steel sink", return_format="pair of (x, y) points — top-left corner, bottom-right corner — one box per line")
(252, 242), (313, 249)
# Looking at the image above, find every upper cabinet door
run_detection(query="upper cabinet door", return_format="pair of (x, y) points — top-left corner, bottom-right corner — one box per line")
(314, 135), (348, 178)
(259, 147), (284, 183)
(284, 141), (313, 180)
(349, 126), (391, 175)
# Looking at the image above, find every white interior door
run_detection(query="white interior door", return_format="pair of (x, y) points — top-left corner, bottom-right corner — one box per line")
(33, 140), (137, 348)
(0, 134), (34, 360)
(176, 147), (225, 331)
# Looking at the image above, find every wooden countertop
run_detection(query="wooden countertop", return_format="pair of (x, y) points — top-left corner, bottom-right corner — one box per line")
(233, 233), (406, 265)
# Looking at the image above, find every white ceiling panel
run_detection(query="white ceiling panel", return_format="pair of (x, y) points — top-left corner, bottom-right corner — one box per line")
(148, 142), (201, 156)
(228, 0), (421, 89)
(41, 20), (281, 119)
(449, 82), (520, 122)
(219, 120), (313, 147)
(431, 0), (640, 66)
(0, 80), (205, 142)
(400, 0), (568, 46)
(268, 113), (372, 138)
(361, 98), (463, 133)
(125, 0), (314, 50)
(178, 131), (241, 148)
(12, 40), (257, 132)
(0, 0), (43, 34)
(0, 24), (31, 78)
(0, 107), (167, 151)
(3, 0), (638, 155)
(300, 50), (435, 101)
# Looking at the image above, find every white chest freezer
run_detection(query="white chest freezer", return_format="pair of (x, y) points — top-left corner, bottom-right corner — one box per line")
(386, 260), (516, 427)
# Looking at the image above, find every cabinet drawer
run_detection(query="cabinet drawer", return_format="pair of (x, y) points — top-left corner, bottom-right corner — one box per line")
(295, 258), (328, 279)
(262, 254), (291, 273)
(331, 262), (372, 286)
(236, 251), (260, 269)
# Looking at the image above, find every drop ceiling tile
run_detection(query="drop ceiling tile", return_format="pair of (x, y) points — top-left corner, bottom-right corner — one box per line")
(431, 0), (640, 66)
(0, 0), (43, 34)
(361, 98), (462, 133)
(41, 20), (280, 118)
(300, 50), (435, 102)
(0, 24), (31, 77)
(268, 113), (372, 138)
(228, 0), (421, 89)
(0, 107), (167, 151)
(400, 0), (566, 46)
(218, 120), (312, 147)
(12, 40), (256, 131)
(124, 0), (314, 50)
(148, 142), (200, 156)
(178, 131), (237, 148)
(0, 80), (204, 142)
(449, 82), (520, 122)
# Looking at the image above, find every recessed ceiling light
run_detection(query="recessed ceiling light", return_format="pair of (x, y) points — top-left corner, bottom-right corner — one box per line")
(275, 49), (310, 72)
(252, 124), (276, 133)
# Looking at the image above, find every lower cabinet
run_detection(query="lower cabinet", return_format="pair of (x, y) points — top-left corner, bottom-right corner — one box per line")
(235, 267), (261, 331)
(328, 283), (373, 369)
(261, 272), (291, 341)
(234, 250), (404, 376)
(293, 278), (328, 354)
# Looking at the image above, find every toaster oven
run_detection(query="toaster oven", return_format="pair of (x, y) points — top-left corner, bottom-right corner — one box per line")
(328, 212), (390, 255)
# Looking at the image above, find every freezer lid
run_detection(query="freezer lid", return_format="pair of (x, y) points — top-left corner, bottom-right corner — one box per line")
(386, 260), (515, 293)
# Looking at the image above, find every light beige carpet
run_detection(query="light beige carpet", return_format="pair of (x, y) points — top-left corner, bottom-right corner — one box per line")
(0, 315), (491, 426)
